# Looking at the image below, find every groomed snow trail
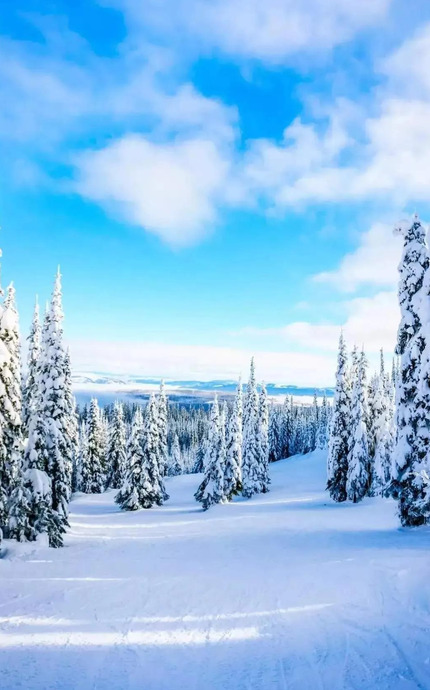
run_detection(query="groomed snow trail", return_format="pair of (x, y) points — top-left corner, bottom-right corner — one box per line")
(2, 451), (430, 690)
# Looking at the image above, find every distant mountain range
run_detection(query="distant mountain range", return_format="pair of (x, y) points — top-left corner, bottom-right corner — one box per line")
(72, 372), (334, 407)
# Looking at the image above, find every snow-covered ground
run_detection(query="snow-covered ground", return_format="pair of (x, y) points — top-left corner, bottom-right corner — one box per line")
(2, 451), (430, 690)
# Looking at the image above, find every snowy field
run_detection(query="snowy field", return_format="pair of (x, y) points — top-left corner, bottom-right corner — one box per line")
(2, 451), (430, 690)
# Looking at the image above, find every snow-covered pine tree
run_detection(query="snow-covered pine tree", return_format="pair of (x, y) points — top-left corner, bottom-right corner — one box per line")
(223, 379), (243, 500)
(367, 373), (379, 464)
(327, 333), (351, 502)
(346, 349), (370, 502)
(280, 396), (292, 458)
(35, 270), (74, 536)
(157, 381), (168, 477)
(23, 361), (62, 547)
(317, 394), (330, 450)
(142, 394), (169, 505)
(400, 223), (430, 525)
(310, 392), (319, 451)
(169, 432), (182, 476)
(76, 419), (88, 492)
(116, 406), (152, 510)
(371, 374), (394, 495)
(268, 407), (282, 462)
(392, 216), (429, 522)
(242, 358), (260, 498)
(0, 284), (24, 538)
(195, 395), (224, 510)
(22, 298), (41, 433)
(81, 398), (105, 493)
(257, 382), (270, 493)
(193, 440), (206, 473)
(106, 402), (127, 489)
(63, 349), (79, 494)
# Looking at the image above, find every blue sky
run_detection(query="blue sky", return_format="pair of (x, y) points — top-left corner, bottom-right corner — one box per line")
(2, 0), (430, 384)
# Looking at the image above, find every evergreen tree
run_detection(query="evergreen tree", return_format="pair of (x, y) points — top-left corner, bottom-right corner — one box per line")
(22, 298), (41, 433)
(223, 379), (243, 500)
(116, 407), (152, 510)
(392, 216), (429, 524)
(63, 350), (78, 494)
(310, 392), (319, 451)
(327, 333), (351, 502)
(268, 407), (283, 462)
(317, 394), (330, 450)
(0, 284), (24, 537)
(81, 398), (105, 493)
(157, 380), (168, 477)
(195, 396), (224, 510)
(346, 350), (370, 502)
(37, 271), (73, 531)
(169, 432), (182, 476)
(193, 441), (206, 473)
(257, 382), (270, 493)
(242, 358), (260, 498)
(142, 394), (169, 505)
(106, 401), (127, 489)
(371, 374), (394, 495)
(401, 225), (430, 525)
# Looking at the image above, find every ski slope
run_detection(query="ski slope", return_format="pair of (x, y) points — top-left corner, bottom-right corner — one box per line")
(2, 451), (430, 690)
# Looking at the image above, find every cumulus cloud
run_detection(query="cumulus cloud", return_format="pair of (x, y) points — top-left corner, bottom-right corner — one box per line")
(314, 223), (402, 292)
(75, 135), (232, 246)
(114, 0), (391, 63)
(235, 290), (399, 357)
(282, 291), (398, 353)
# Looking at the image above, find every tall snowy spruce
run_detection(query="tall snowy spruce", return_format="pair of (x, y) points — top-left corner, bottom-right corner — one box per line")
(392, 216), (430, 525)
(371, 373), (394, 495)
(318, 394), (330, 450)
(223, 379), (243, 500)
(80, 398), (105, 493)
(399, 219), (430, 525)
(26, 269), (76, 546)
(257, 382), (270, 493)
(106, 401), (127, 489)
(195, 395), (224, 510)
(157, 381), (168, 477)
(346, 349), (370, 502)
(22, 298), (41, 433)
(327, 333), (351, 502)
(142, 394), (169, 505)
(242, 358), (260, 498)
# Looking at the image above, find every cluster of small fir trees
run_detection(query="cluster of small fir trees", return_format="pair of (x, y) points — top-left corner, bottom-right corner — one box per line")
(75, 386), (169, 512)
(194, 359), (271, 510)
(327, 335), (396, 505)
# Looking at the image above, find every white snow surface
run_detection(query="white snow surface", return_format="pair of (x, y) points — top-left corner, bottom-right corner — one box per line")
(2, 450), (430, 689)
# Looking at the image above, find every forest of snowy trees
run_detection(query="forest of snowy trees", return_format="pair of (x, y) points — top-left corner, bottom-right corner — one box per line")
(2, 214), (430, 549)
(328, 215), (430, 527)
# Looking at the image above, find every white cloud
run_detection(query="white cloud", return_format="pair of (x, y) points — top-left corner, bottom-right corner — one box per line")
(236, 291), (399, 359)
(314, 222), (402, 292)
(381, 23), (430, 96)
(75, 135), (232, 246)
(67, 339), (336, 387)
(282, 291), (399, 354)
(116, 0), (391, 63)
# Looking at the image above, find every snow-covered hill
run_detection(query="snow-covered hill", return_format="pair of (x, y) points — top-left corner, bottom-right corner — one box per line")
(2, 451), (430, 689)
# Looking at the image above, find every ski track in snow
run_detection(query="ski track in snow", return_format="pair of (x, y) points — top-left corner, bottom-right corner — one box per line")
(2, 450), (430, 689)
